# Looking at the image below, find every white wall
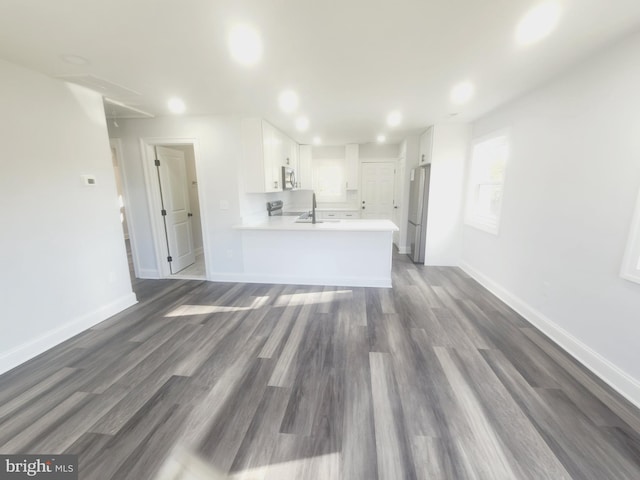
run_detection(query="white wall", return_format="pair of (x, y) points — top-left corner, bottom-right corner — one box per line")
(425, 123), (470, 266)
(312, 145), (346, 160)
(111, 116), (246, 280)
(359, 143), (400, 159)
(0, 59), (136, 373)
(461, 31), (640, 406)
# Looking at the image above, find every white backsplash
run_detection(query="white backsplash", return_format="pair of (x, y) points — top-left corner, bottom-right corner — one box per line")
(241, 189), (359, 222)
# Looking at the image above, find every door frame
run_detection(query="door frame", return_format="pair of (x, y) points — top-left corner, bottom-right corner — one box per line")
(140, 137), (207, 279)
(110, 138), (142, 277)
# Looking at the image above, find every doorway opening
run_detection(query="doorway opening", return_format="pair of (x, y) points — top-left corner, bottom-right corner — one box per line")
(142, 139), (206, 280)
(110, 139), (136, 280)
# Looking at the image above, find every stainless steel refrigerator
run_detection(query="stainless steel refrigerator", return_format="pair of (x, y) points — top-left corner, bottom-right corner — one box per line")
(407, 165), (431, 263)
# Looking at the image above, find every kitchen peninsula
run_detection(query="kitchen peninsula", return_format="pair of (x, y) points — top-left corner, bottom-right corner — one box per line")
(234, 217), (399, 287)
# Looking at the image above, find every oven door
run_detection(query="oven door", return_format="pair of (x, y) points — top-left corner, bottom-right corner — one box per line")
(282, 167), (296, 190)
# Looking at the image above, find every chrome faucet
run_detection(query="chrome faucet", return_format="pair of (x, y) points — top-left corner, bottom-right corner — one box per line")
(311, 192), (317, 224)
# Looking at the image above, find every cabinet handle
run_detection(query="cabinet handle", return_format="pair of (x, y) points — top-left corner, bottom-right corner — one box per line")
(421, 154), (425, 162)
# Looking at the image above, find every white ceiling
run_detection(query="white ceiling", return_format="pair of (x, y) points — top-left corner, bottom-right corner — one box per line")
(1, 0), (640, 145)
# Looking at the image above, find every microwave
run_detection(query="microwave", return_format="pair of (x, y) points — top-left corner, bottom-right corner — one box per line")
(282, 166), (296, 190)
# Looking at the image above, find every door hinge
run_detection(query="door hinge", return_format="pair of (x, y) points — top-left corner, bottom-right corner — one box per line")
(167, 256), (173, 262)
(161, 209), (167, 216)
(155, 159), (161, 166)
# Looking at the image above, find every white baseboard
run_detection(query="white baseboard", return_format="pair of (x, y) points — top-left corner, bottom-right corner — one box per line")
(138, 268), (161, 279)
(460, 261), (640, 410)
(207, 272), (392, 288)
(0, 292), (138, 375)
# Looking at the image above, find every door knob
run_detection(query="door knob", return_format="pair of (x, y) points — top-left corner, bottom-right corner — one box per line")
(188, 213), (193, 217)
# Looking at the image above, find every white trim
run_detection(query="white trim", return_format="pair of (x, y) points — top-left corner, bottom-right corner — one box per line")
(460, 261), (640, 409)
(620, 186), (640, 284)
(207, 272), (392, 288)
(137, 268), (162, 279)
(0, 293), (138, 375)
(110, 138), (142, 278)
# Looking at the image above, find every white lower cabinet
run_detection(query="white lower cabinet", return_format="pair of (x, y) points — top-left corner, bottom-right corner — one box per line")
(318, 210), (361, 220)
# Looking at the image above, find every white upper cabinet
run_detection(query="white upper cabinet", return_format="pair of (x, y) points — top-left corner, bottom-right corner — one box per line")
(241, 119), (300, 193)
(345, 143), (359, 190)
(298, 145), (312, 190)
(419, 126), (434, 165)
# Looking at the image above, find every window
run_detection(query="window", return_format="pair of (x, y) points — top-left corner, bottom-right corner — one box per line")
(621, 188), (640, 284)
(465, 131), (509, 234)
(312, 158), (346, 202)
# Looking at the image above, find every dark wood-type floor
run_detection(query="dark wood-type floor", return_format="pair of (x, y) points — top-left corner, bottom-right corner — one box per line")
(1, 253), (640, 479)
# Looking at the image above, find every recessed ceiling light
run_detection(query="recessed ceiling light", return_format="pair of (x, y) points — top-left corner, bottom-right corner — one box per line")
(386, 111), (402, 127)
(377, 134), (386, 143)
(60, 54), (90, 66)
(313, 136), (322, 145)
(278, 90), (299, 114)
(450, 81), (475, 105)
(295, 116), (309, 132)
(516, 2), (561, 46)
(228, 24), (262, 66)
(168, 97), (186, 114)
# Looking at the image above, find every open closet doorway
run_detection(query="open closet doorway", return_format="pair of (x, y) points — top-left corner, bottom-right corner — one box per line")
(142, 140), (206, 280)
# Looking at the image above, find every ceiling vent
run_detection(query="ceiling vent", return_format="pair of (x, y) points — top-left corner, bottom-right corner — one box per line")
(56, 73), (141, 99)
(104, 97), (154, 119)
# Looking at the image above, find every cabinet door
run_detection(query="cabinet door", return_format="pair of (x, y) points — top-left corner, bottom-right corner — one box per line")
(283, 136), (295, 168)
(262, 122), (281, 192)
(298, 145), (312, 189)
(419, 127), (433, 165)
(346, 144), (359, 190)
(289, 141), (299, 172)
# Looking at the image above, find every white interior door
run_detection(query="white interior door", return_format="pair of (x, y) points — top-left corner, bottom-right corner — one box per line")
(156, 146), (195, 274)
(361, 162), (395, 219)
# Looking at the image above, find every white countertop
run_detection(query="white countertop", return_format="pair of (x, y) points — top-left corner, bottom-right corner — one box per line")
(234, 216), (399, 232)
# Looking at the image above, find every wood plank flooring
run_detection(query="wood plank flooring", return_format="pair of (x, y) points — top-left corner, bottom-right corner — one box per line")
(1, 252), (640, 479)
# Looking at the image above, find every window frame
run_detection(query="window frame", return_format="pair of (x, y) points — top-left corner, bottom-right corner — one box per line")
(312, 157), (347, 203)
(464, 129), (510, 235)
